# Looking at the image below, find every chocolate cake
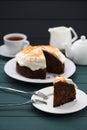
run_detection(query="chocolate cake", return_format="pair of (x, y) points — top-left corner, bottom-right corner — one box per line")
(16, 45), (65, 79)
(53, 77), (76, 107)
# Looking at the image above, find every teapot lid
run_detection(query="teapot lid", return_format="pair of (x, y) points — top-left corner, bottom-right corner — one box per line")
(75, 35), (87, 44)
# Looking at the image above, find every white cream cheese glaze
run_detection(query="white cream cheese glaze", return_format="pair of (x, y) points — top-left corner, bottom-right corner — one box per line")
(54, 76), (77, 88)
(16, 45), (65, 71)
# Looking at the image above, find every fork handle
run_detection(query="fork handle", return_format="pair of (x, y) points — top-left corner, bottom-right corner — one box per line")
(0, 100), (32, 107)
(0, 86), (28, 93)
(0, 86), (48, 99)
(0, 99), (47, 107)
(0, 86), (32, 95)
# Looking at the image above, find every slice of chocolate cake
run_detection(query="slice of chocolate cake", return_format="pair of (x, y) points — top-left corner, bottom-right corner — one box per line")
(53, 77), (77, 107)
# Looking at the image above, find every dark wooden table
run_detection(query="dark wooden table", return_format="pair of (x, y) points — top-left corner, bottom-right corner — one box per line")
(0, 55), (87, 130)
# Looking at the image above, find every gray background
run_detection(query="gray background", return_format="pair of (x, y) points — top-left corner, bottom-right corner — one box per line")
(0, 0), (87, 45)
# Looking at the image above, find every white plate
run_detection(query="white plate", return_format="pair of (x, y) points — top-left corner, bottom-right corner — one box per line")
(31, 86), (87, 114)
(0, 45), (14, 58)
(4, 58), (76, 83)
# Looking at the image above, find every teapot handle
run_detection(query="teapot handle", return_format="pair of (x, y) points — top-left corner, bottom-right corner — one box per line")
(69, 27), (78, 43)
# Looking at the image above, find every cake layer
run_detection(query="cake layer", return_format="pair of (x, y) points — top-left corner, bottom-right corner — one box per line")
(16, 62), (46, 79)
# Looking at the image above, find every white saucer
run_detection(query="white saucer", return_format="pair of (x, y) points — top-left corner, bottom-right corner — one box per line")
(0, 45), (15, 58)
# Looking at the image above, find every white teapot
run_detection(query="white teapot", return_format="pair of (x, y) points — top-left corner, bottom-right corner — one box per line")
(65, 35), (87, 65)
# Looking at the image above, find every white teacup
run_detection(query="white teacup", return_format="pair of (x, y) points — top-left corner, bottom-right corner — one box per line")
(3, 33), (30, 56)
(48, 26), (78, 51)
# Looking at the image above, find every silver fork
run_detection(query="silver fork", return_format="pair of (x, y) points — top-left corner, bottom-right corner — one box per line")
(0, 86), (48, 99)
(0, 99), (47, 107)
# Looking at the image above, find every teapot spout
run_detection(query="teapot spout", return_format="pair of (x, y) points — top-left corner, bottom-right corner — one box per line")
(65, 44), (72, 59)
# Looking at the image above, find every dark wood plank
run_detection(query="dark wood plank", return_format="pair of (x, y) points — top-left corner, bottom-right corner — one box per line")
(0, 116), (87, 130)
